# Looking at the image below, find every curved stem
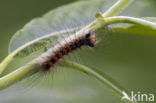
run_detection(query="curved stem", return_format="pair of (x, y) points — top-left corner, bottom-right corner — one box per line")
(87, 0), (132, 31)
(0, 59), (134, 103)
(102, 0), (132, 17)
(62, 61), (135, 103)
(104, 16), (156, 29)
(0, 53), (16, 75)
(91, 16), (156, 32)
(62, 61), (123, 97)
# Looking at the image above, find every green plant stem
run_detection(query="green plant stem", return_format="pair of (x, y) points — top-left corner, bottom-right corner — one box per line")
(63, 61), (123, 97)
(0, 53), (16, 75)
(0, 59), (133, 103)
(102, 0), (132, 17)
(0, 61), (38, 90)
(104, 16), (156, 29)
(62, 61), (134, 103)
(91, 16), (156, 32)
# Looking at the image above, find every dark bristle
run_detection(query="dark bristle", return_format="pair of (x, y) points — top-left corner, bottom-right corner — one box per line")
(80, 38), (85, 45)
(70, 42), (75, 50)
(77, 39), (83, 47)
(67, 45), (72, 52)
(64, 45), (70, 52)
(59, 48), (65, 55)
(55, 52), (60, 59)
(50, 58), (56, 64)
(62, 47), (68, 54)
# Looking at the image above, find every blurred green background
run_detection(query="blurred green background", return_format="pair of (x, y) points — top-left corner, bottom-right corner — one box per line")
(0, 0), (156, 103)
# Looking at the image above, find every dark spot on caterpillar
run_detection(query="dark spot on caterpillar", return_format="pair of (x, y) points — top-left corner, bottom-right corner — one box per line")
(64, 45), (69, 53)
(59, 48), (65, 55)
(50, 58), (55, 64)
(39, 32), (96, 71)
(70, 42), (75, 49)
(55, 52), (60, 59)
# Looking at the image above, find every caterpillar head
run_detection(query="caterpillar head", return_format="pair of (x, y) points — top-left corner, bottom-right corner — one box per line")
(85, 32), (96, 47)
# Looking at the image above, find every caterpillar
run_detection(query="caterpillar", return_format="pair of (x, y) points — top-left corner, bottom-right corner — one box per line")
(39, 31), (96, 71)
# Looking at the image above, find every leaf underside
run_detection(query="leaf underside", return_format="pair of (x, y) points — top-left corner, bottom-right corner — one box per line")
(9, 0), (156, 58)
(9, 0), (115, 57)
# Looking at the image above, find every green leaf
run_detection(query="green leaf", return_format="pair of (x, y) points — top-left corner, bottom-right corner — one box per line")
(10, 28), (78, 57)
(0, 0), (156, 100)
(1, 0), (155, 74)
(8, 0), (156, 59)
(9, 0), (115, 57)
(0, 0), (120, 75)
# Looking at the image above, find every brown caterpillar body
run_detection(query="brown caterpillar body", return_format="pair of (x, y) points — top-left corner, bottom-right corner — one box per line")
(39, 32), (96, 71)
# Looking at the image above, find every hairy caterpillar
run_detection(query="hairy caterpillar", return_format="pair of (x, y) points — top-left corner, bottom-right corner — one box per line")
(39, 31), (96, 71)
